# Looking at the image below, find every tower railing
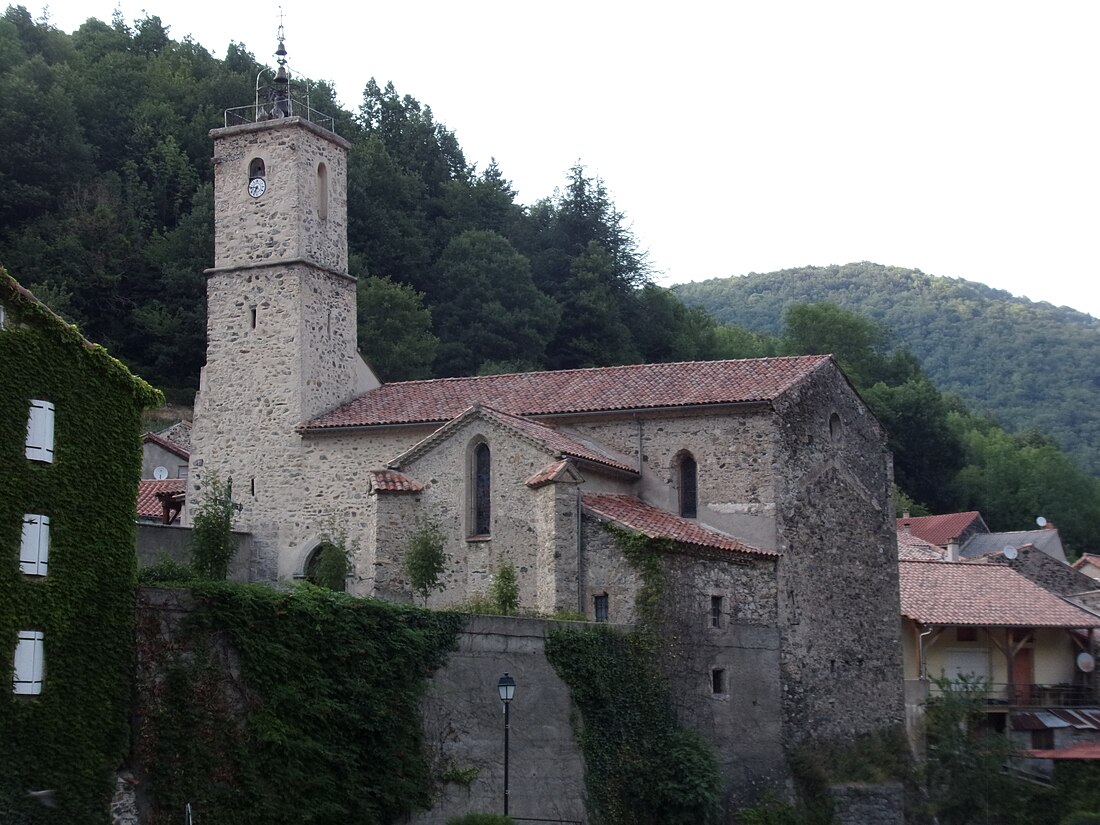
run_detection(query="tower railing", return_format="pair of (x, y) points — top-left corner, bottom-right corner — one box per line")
(223, 99), (336, 133)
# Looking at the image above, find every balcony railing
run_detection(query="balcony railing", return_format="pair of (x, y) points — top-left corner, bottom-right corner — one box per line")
(922, 680), (1097, 707)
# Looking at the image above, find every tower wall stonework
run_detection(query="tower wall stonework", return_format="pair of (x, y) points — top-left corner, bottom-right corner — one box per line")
(210, 118), (349, 273)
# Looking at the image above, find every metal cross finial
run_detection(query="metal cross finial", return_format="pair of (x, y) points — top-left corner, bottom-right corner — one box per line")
(276, 7), (287, 66)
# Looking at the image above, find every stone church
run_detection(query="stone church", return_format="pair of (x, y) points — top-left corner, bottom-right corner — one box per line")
(185, 84), (904, 778)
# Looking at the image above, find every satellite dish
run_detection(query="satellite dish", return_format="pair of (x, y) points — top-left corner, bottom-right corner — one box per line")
(1003, 546), (1019, 560)
(1078, 652), (1096, 673)
(1037, 516), (1048, 528)
(153, 466), (169, 480)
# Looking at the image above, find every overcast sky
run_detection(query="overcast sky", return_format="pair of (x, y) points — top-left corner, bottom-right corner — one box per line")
(34, 0), (1100, 318)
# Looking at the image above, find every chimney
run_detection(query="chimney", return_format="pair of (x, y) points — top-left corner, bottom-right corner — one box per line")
(946, 537), (960, 563)
(903, 510), (911, 520)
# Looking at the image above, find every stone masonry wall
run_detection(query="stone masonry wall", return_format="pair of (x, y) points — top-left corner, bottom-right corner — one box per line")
(210, 118), (349, 273)
(771, 361), (905, 745)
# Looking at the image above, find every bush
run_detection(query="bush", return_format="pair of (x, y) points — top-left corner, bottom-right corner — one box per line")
(190, 474), (237, 579)
(447, 815), (514, 825)
(138, 557), (201, 585)
(405, 519), (448, 603)
(490, 562), (519, 615)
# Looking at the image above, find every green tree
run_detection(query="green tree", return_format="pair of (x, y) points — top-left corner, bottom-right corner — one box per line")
(355, 272), (438, 381)
(405, 519), (448, 604)
(189, 475), (237, 580)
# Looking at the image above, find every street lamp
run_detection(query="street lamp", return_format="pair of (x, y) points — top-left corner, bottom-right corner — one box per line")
(497, 672), (516, 816)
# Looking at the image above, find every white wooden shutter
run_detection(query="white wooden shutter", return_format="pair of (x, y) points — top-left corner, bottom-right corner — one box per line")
(25, 400), (55, 463)
(20, 514), (49, 576)
(13, 631), (44, 695)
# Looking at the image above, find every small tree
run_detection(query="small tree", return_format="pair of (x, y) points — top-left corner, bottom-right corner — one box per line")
(490, 562), (519, 615)
(189, 475), (237, 580)
(405, 519), (448, 604)
(308, 541), (349, 591)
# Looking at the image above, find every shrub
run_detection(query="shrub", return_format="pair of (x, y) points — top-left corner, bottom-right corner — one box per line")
(189, 474), (237, 579)
(138, 557), (201, 585)
(405, 519), (448, 603)
(490, 562), (519, 615)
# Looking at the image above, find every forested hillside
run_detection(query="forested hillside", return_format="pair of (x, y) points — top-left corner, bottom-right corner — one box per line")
(0, 6), (723, 401)
(674, 263), (1100, 475)
(3, 8), (1099, 552)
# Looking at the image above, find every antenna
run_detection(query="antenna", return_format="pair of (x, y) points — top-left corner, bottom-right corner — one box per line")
(1036, 516), (1048, 528)
(153, 466), (169, 480)
(1003, 545), (1018, 560)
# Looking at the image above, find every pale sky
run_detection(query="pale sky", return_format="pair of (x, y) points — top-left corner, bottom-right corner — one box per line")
(33, 0), (1100, 318)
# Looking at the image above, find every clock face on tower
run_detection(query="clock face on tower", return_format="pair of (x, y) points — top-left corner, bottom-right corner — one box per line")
(248, 177), (266, 198)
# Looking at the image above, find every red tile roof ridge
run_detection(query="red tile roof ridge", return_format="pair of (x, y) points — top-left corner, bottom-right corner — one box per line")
(143, 431), (191, 460)
(301, 354), (834, 431)
(582, 493), (778, 559)
(1073, 553), (1100, 570)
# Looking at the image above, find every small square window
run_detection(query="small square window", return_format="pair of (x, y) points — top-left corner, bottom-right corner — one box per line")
(25, 400), (55, 463)
(19, 514), (50, 576)
(178, 465), (189, 479)
(13, 630), (45, 695)
(594, 593), (609, 623)
(711, 668), (726, 695)
(710, 595), (723, 628)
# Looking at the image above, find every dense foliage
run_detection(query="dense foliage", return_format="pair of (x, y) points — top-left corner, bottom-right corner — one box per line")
(0, 6), (722, 400)
(135, 582), (462, 825)
(674, 262), (1100, 476)
(188, 474), (236, 580)
(0, 270), (160, 824)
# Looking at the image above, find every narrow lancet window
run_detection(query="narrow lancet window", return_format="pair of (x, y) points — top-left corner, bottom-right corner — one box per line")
(474, 442), (491, 536)
(679, 452), (698, 518)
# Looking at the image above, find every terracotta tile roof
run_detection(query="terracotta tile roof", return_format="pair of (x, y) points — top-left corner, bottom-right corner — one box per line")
(582, 493), (778, 559)
(898, 560), (1100, 628)
(136, 479), (186, 519)
(896, 511), (986, 547)
(301, 355), (832, 431)
(526, 460), (577, 489)
(390, 405), (638, 476)
(897, 531), (943, 560)
(1019, 743), (1100, 760)
(367, 469), (424, 493)
(143, 431), (191, 460)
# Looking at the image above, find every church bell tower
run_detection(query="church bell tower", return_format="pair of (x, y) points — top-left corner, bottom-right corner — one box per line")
(185, 29), (376, 576)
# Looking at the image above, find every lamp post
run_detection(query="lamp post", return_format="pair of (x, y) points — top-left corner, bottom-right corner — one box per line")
(497, 672), (516, 816)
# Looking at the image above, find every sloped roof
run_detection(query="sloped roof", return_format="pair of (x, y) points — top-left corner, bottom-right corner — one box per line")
(390, 405), (638, 476)
(962, 528), (1065, 562)
(896, 511), (987, 547)
(582, 493), (778, 559)
(143, 431), (191, 460)
(525, 460), (581, 489)
(301, 355), (833, 431)
(1073, 553), (1100, 571)
(897, 530), (943, 560)
(367, 469), (424, 493)
(898, 560), (1100, 628)
(136, 479), (186, 519)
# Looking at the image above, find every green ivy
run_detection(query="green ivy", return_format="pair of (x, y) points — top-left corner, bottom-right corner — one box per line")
(135, 582), (462, 825)
(0, 268), (161, 823)
(608, 526), (668, 632)
(545, 626), (720, 825)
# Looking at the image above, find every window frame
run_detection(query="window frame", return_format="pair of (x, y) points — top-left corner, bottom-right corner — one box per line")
(594, 592), (609, 623)
(469, 440), (492, 538)
(676, 451), (697, 519)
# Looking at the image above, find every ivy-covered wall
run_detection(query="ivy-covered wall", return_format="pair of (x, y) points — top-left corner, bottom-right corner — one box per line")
(134, 583), (462, 825)
(0, 269), (162, 823)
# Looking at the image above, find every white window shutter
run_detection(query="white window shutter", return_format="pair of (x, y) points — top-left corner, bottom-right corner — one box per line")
(20, 514), (49, 576)
(25, 400), (55, 463)
(13, 631), (44, 695)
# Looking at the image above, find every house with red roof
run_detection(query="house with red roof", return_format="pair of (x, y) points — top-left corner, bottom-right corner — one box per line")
(899, 559), (1100, 754)
(182, 103), (906, 801)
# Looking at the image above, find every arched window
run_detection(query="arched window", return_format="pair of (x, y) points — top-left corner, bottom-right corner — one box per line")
(471, 441), (491, 537)
(677, 451), (698, 519)
(248, 157), (266, 180)
(317, 162), (329, 221)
